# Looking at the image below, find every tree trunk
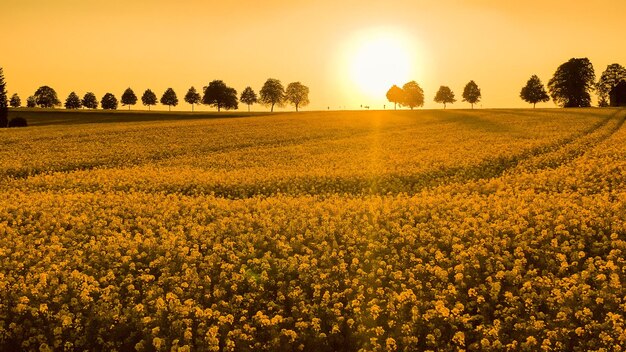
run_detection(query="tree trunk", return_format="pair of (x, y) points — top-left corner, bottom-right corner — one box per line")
(218, 104), (221, 112)
(247, 104), (250, 112)
(394, 102), (397, 110)
(296, 104), (299, 112)
(271, 103), (274, 112)
(444, 103), (446, 109)
(169, 105), (171, 112)
(533, 103), (536, 109)
(192, 104), (194, 112)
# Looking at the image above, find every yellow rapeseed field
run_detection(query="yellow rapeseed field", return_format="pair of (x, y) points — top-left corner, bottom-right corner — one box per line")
(1, 108), (625, 351)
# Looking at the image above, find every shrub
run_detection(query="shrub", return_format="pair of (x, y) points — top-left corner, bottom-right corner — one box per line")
(8, 116), (28, 127)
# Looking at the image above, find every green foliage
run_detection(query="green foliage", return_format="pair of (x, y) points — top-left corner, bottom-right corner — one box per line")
(520, 75), (550, 108)
(285, 82), (310, 112)
(401, 81), (424, 110)
(548, 58), (596, 108)
(34, 86), (61, 108)
(240, 86), (258, 112)
(121, 88), (138, 109)
(184, 86), (201, 111)
(10, 93), (21, 108)
(202, 80), (238, 112)
(434, 86), (456, 109)
(259, 78), (285, 112)
(101, 93), (118, 110)
(161, 88), (178, 111)
(82, 92), (98, 109)
(462, 80), (481, 108)
(64, 92), (82, 109)
(386, 84), (404, 110)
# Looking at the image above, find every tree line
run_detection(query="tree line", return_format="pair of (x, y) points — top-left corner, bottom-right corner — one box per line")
(4, 78), (310, 113)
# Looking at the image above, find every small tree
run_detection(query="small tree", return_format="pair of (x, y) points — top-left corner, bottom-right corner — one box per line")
(259, 78), (285, 112)
(597, 63), (626, 106)
(434, 86), (456, 109)
(161, 88), (178, 111)
(101, 93), (118, 110)
(386, 85), (404, 110)
(184, 86), (201, 111)
(26, 96), (37, 108)
(202, 80), (238, 112)
(520, 75), (550, 108)
(548, 57), (595, 107)
(10, 93), (21, 108)
(401, 81), (424, 110)
(121, 88), (138, 110)
(34, 86), (61, 108)
(240, 86), (258, 112)
(462, 80), (481, 109)
(0, 67), (7, 127)
(285, 82), (310, 112)
(141, 89), (157, 111)
(82, 92), (98, 109)
(65, 92), (82, 109)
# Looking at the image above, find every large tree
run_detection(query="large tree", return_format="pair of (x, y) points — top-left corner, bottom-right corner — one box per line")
(386, 85), (404, 110)
(141, 89), (157, 111)
(0, 67), (7, 127)
(259, 78), (285, 112)
(121, 88), (138, 110)
(401, 81), (424, 110)
(520, 75), (550, 108)
(597, 63), (626, 106)
(548, 58), (595, 108)
(161, 88), (178, 111)
(26, 96), (37, 108)
(184, 86), (201, 111)
(34, 86), (61, 108)
(101, 93), (118, 110)
(434, 86), (456, 109)
(240, 86), (258, 112)
(462, 80), (481, 109)
(202, 80), (238, 112)
(65, 92), (82, 109)
(285, 82), (310, 112)
(10, 93), (21, 108)
(82, 92), (98, 109)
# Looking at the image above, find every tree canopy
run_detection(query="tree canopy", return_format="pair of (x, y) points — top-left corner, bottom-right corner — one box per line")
(141, 89), (157, 110)
(34, 86), (61, 108)
(401, 81), (424, 110)
(101, 93), (118, 110)
(202, 80), (238, 112)
(240, 87), (258, 112)
(520, 75), (550, 108)
(0, 67), (7, 127)
(386, 85), (404, 110)
(434, 86), (456, 109)
(161, 88), (178, 111)
(26, 96), (36, 108)
(64, 92), (82, 109)
(597, 63), (626, 106)
(285, 82), (310, 112)
(10, 93), (21, 108)
(121, 88), (138, 110)
(184, 87), (201, 111)
(462, 81), (481, 109)
(548, 58), (595, 108)
(82, 92), (98, 109)
(259, 78), (285, 112)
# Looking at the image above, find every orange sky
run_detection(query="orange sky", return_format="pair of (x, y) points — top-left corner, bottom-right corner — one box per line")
(2, 0), (626, 111)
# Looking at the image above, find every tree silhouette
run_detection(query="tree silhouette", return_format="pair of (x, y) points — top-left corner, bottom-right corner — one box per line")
(597, 64), (626, 106)
(401, 81), (424, 110)
(520, 75), (550, 108)
(101, 93), (118, 110)
(386, 85), (404, 110)
(26, 96), (36, 108)
(202, 80), (238, 112)
(161, 88), (178, 111)
(10, 93), (21, 108)
(65, 92), (82, 109)
(259, 78), (285, 112)
(184, 86), (201, 112)
(121, 88), (138, 110)
(462, 81), (481, 109)
(0, 67), (7, 127)
(34, 86), (61, 108)
(434, 86), (456, 109)
(82, 92), (98, 109)
(285, 82), (310, 112)
(240, 86), (258, 112)
(141, 89), (157, 111)
(548, 58), (595, 108)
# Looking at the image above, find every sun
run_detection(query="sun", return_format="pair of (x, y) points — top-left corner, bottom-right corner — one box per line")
(345, 28), (418, 103)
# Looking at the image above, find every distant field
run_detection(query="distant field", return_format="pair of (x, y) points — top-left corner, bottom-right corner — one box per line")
(1, 108), (626, 351)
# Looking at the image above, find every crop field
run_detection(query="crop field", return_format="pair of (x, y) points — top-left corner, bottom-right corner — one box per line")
(1, 108), (626, 351)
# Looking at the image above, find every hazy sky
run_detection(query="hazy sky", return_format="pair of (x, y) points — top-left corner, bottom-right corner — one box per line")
(2, 0), (625, 111)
